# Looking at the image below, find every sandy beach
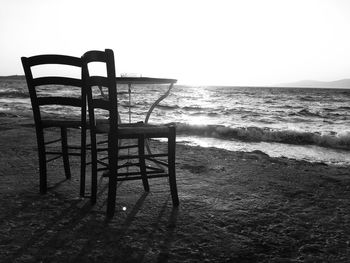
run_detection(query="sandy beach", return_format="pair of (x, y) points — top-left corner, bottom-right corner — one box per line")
(0, 114), (350, 262)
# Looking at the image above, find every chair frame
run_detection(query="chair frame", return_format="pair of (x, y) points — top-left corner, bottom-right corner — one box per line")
(82, 49), (179, 218)
(21, 54), (87, 196)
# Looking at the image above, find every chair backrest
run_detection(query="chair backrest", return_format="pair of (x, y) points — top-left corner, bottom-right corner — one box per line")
(82, 49), (119, 132)
(21, 54), (85, 126)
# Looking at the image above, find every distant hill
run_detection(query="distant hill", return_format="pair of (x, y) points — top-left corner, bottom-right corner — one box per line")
(276, 79), (350, 89)
(0, 75), (25, 80)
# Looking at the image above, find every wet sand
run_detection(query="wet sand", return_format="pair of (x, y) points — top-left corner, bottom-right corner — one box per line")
(0, 114), (349, 262)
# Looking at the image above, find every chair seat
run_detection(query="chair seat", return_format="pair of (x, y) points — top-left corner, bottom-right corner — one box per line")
(41, 118), (82, 128)
(95, 119), (173, 138)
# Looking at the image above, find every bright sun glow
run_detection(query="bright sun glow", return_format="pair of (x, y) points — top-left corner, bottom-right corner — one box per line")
(184, 115), (211, 126)
(1, 0), (350, 86)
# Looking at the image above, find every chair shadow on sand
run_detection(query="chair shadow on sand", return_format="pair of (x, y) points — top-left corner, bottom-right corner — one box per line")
(6, 177), (179, 262)
(70, 191), (179, 262)
(140, 198), (179, 262)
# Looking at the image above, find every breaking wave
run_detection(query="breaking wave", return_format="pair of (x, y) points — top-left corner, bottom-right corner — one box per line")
(175, 123), (350, 151)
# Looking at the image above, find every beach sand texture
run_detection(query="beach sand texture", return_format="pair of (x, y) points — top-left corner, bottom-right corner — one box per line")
(0, 114), (350, 262)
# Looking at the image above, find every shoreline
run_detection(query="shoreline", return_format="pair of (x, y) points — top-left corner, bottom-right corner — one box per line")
(1, 114), (350, 262)
(2, 112), (350, 167)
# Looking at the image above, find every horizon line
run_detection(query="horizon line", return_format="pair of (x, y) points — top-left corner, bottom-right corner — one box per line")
(1, 74), (350, 89)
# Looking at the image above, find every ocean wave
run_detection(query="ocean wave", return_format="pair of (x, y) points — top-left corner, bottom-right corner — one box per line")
(155, 104), (179, 110)
(175, 123), (350, 150)
(322, 107), (335, 112)
(288, 108), (322, 118)
(298, 109), (321, 117)
(299, 96), (316, 102)
(0, 90), (28, 98)
(189, 111), (219, 117)
(182, 106), (212, 111)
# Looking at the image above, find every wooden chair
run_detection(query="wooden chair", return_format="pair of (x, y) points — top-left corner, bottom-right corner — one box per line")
(21, 54), (87, 196)
(82, 49), (179, 218)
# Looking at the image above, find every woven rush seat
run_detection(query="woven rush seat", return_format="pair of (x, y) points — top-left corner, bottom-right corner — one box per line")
(95, 119), (173, 136)
(41, 119), (82, 128)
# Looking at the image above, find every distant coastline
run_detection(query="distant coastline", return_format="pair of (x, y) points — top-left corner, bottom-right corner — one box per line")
(275, 79), (350, 89)
(0, 75), (25, 80)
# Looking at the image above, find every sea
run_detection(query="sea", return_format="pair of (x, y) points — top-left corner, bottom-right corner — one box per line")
(1, 77), (350, 166)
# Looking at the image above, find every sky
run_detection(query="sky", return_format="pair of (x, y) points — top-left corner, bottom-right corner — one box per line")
(1, 0), (350, 86)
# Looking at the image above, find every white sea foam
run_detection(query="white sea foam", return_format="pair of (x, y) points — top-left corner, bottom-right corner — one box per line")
(176, 136), (350, 166)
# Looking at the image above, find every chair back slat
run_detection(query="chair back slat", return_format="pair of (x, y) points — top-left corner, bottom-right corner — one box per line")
(24, 54), (82, 67)
(92, 99), (110, 110)
(33, 77), (82, 87)
(37, 97), (82, 107)
(83, 50), (107, 63)
(86, 76), (110, 88)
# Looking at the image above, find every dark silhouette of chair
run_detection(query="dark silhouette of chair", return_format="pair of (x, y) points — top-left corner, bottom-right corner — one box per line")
(21, 54), (87, 196)
(82, 49), (179, 218)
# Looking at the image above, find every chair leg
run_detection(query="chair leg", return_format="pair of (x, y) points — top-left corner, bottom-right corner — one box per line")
(107, 173), (117, 218)
(168, 127), (179, 206)
(90, 132), (98, 204)
(61, 127), (71, 179)
(138, 136), (150, 192)
(107, 134), (118, 218)
(80, 126), (87, 197)
(37, 130), (47, 194)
